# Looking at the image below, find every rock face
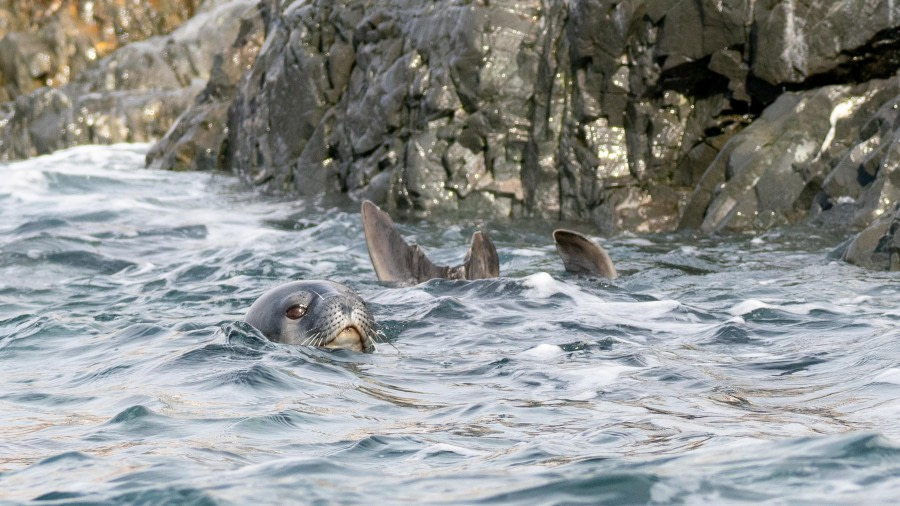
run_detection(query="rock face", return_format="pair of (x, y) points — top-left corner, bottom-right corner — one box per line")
(0, 0), (257, 160)
(217, 0), (900, 238)
(145, 2), (267, 171)
(0, 0), (201, 102)
(2, 0), (900, 271)
(841, 204), (900, 271)
(682, 77), (900, 234)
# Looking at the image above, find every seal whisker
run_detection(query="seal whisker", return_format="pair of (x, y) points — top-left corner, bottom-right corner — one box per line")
(371, 328), (388, 344)
(302, 330), (322, 347)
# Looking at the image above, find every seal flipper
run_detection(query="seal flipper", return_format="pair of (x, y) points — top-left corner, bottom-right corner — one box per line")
(553, 229), (617, 280)
(362, 200), (446, 283)
(361, 200), (500, 283)
(454, 231), (500, 280)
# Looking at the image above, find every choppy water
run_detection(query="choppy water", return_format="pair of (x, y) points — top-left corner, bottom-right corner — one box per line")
(2, 145), (900, 504)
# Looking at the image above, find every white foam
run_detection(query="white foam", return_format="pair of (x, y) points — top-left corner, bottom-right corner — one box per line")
(522, 272), (585, 300)
(509, 247), (550, 257)
(310, 261), (338, 275)
(411, 443), (486, 459)
(519, 343), (565, 360)
(600, 299), (681, 320)
(564, 363), (640, 400)
(872, 368), (900, 385)
(368, 288), (435, 305)
(521, 272), (687, 333)
(729, 298), (852, 317)
(621, 237), (654, 246)
(729, 299), (772, 316)
(835, 295), (873, 305)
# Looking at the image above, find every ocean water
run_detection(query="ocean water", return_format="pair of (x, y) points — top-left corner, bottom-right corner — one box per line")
(2, 144), (900, 504)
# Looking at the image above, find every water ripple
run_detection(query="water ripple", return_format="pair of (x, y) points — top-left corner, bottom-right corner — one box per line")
(1, 145), (899, 503)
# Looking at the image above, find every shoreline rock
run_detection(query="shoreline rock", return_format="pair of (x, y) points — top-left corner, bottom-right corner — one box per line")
(1, 0), (900, 271)
(0, 0), (255, 160)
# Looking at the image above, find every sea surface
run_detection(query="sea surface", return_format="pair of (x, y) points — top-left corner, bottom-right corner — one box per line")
(2, 145), (900, 504)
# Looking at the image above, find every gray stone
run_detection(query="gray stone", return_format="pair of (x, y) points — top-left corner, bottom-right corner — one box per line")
(683, 76), (900, 233)
(0, 0), (202, 102)
(842, 204), (900, 271)
(7, 0), (900, 259)
(0, 0), (254, 161)
(146, 2), (266, 172)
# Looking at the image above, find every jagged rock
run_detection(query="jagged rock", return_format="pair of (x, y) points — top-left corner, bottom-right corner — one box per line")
(3, 0), (897, 254)
(819, 94), (900, 227)
(217, 0), (900, 233)
(681, 76), (900, 233)
(146, 3), (266, 171)
(0, 0), (202, 102)
(751, 1), (900, 85)
(842, 204), (900, 271)
(813, 89), (900, 269)
(0, 0), (255, 161)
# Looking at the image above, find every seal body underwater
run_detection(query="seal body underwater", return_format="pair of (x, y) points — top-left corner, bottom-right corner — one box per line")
(244, 280), (377, 353)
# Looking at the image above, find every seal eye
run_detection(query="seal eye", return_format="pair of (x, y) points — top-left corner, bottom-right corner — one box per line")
(285, 305), (306, 320)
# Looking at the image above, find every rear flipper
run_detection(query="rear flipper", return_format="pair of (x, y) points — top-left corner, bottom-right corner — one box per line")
(553, 229), (617, 280)
(361, 200), (499, 283)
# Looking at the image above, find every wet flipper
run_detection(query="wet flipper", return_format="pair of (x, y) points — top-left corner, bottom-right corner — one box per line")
(462, 231), (500, 280)
(553, 229), (617, 280)
(361, 200), (499, 283)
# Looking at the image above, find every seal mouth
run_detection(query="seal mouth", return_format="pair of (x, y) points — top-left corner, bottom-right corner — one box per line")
(323, 325), (371, 353)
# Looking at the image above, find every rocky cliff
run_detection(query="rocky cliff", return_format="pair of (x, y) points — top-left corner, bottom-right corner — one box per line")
(2, 0), (900, 270)
(216, 1), (900, 243)
(0, 0), (258, 160)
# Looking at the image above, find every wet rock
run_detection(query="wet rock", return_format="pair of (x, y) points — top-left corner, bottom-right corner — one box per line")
(682, 77), (900, 233)
(7, 0), (900, 245)
(0, 0), (254, 161)
(842, 204), (900, 271)
(0, 0), (202, 102)
(751, 1), (900, 85)
(146, 3), (266, 171)
(218, 0), (900, 232)
(811, 88), (900, 269)
(819, 94), (900, 227)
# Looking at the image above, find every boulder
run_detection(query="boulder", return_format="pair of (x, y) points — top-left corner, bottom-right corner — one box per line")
(842, 204), (900, 271)
(146, 3), (267, 171)
(0, 0), (202, 102)
(681, 76), (900, 233)
(0, 0), (256, 160)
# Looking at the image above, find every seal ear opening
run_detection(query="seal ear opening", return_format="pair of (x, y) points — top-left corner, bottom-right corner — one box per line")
(553, 229), (617, 279)
(361, 200), (500, 283)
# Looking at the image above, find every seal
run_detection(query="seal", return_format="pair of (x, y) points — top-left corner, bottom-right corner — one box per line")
(244, 280), (377, 353)
(243, 204), (617, 354)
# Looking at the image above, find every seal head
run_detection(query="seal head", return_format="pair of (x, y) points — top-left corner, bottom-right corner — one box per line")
(245, 280), (377, 353)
